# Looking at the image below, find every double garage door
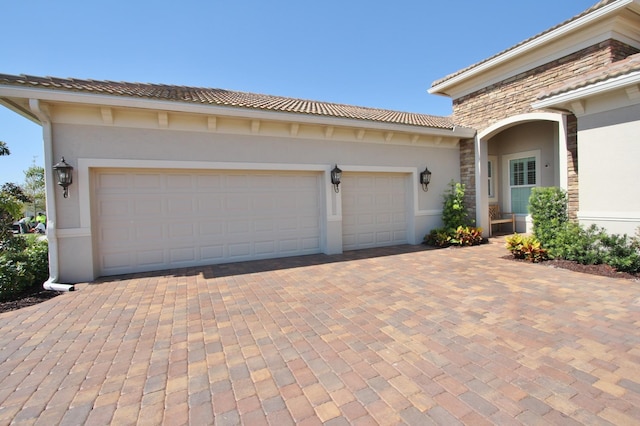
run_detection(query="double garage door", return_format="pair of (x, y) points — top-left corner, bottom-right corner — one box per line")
(94, 169), (323, 276)
(94, 169), (409, 276)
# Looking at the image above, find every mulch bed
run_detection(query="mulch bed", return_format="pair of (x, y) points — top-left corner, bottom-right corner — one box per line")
(0, 291), (60, 314)
(504, 255), (639, 281)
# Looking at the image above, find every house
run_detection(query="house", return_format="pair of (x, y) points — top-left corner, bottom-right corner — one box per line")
(0, 75), (474, 283)
(429, 0), (640, 236)
(2, 0), (639, 285)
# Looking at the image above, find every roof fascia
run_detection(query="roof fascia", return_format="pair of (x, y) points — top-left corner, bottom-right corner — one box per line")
(0, 84), (475, 139)
(532, 69), (640, 109)
(429, 0), (635, 98)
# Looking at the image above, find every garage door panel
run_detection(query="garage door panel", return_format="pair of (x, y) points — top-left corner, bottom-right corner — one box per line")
(166, 174), (193, 189)
(198, 221), (224, 236)
(169, 247), (196, 263)
(95, 169), (322, 275)
(167, 198), (194, 215)
(168, 222), (194, 238)
(255, 241), (276, 255)
(102, 252), (130, 271)
(137, 250), (164, 267)
(201, 245), (224, 261)
(229, 243), (251, 257)
(133, 174), (162, 190)
(302, 237), (320, 250)
(196, 174), (222, 188)
(342, 172), (408, 251)
(135, 224), (165, 242)
(133, 198), (161, 215)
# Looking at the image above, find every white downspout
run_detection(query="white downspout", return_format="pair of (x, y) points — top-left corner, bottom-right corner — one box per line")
(28, 99), (74, 292)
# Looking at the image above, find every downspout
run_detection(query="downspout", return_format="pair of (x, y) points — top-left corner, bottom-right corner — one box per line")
(28, 99), (74, 292)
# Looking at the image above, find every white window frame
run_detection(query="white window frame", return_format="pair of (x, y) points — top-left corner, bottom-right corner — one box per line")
(502, 150), (540, 215)
(488, 155), (498, 202)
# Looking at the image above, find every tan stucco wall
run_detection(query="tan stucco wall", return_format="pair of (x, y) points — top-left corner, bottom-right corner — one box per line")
(47, 105), (462, 282)
(577, 104), (640, 235)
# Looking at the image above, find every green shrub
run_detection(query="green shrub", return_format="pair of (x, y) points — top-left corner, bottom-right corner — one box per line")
(505, 234), (548, 262)
(0, 236), (49, 301)
(442, 180), (471, 229)
(424, 181), (483, 247)
(546, 223), (640, 273)
(25, 239), (49, 287)
(600, 233), (640, 273)
(528, 187), (568, 248)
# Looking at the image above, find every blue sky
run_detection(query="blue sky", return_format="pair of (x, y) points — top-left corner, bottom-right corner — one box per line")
(1, 0), (596, 186)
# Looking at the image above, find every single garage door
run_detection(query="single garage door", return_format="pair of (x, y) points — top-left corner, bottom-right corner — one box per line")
(341, 172), (408, 250)
(94, 169), (322, 276)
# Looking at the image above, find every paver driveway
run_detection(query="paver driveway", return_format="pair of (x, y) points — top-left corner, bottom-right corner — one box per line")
(1, 239), (639, 425)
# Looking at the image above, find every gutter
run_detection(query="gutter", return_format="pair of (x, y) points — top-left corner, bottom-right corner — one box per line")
(28, 99), (74, 292)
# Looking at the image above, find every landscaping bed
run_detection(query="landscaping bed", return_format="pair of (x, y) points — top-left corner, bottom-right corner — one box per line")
(0, 290), (59, 314)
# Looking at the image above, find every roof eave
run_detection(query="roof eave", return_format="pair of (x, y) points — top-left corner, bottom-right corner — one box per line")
(532, 69), (640, 110)
(429, 0), (634, 98)
(0, 84), (472, 138)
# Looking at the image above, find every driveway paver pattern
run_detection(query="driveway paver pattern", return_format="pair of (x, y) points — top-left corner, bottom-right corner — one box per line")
(1, 240), (639, 425)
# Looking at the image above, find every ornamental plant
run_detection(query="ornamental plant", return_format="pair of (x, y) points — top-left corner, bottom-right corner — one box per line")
(424, 181), (484, 247)
(505, 233), (548, 263)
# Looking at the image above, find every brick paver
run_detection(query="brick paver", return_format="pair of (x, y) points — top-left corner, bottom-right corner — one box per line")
(1, 239), (639, 424)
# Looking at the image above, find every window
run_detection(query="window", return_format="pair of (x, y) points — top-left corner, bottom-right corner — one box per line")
(509, 156), (536, 214)
(487, 157), (497, 200)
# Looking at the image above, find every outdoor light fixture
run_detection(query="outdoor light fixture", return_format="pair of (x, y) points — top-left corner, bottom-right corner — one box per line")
(53, 157), (73, 198)
(331, 164), (342, 193)
(420, 166), (432, 192)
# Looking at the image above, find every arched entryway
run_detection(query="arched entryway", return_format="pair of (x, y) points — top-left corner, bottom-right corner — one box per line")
(474, 112), (569, 235)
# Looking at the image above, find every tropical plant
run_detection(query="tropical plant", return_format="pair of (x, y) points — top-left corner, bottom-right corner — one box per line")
(424, 181), (484, 247)
(442, 180), (471, 229)
(505, 234), (548, 262)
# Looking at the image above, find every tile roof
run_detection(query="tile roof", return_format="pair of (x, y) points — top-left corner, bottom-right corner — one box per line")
(431, 0), (617, 88)
(0, 73), (458, 130)
(538, 52), (640, 99)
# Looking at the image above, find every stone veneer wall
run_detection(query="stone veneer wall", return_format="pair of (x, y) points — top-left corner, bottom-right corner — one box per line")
(459, 139), (476, 222)
(451, 39), (639, 220)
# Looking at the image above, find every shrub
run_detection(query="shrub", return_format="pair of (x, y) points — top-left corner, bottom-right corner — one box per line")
(528, 187), (568, 248)
(599, 233), (640, 273)
(505, 234), (548, 262)
(0, 236), (48, 301)
(442, 181), (471, 229)
(424, 181), (484, 247)
(545, 223), (640, 273)
(450, 226), (484, 246)
(25, 238), (49, 287)
(424, 228), (452, 247)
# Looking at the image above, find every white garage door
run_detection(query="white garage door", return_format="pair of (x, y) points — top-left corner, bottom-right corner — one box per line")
(342, 172), (408, 250)
(94, 169), (322, 276)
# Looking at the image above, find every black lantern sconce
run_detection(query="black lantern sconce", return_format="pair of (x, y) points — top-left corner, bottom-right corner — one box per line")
(330, 164), (342, 193)
(420, 166), (432, 192)
(53, 157), (73, 198)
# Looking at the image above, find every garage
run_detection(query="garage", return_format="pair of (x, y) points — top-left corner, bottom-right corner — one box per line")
(93, 169), (322, 276)
(341, 172), (409, 250)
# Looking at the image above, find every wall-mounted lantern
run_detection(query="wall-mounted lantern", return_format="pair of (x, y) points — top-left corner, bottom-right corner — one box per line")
(420, 166), (432, 192)
(331, 164), (342, 193)
(53, 157), (73, 198)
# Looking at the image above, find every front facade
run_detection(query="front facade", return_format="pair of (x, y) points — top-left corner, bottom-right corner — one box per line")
(430, 0), (640, 236)
(2, 0), (640, 284)
(0, 76), (473, 282)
